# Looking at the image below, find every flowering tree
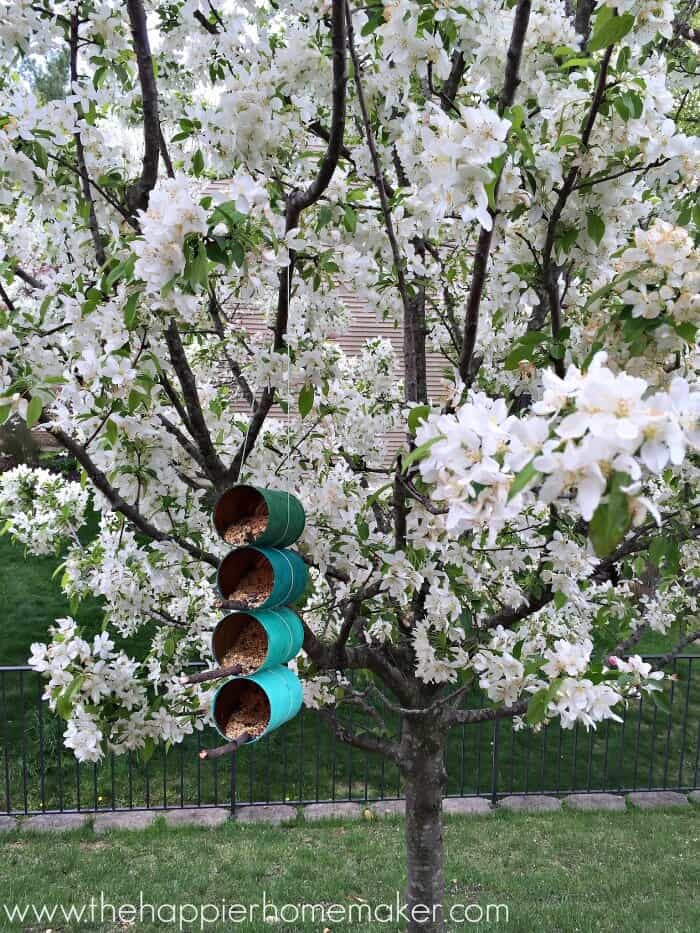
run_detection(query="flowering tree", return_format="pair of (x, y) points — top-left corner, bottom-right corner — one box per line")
(1, 0), (699, 928)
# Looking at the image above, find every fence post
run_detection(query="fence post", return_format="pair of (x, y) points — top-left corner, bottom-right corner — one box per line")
(229, 754), (237, 815)
(491, 719), (500, 805)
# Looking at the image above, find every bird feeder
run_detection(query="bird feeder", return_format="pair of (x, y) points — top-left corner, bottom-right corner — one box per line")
(217, 545), (308, 609)
(211, 667), (303, 744)
(213, 485), (305, 548)
(211, 607), (304, 676)
(199, 484), (308, 760)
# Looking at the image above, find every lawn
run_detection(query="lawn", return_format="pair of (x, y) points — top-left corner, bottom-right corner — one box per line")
(0, 531), (104, 666)
(1, 533), (699, 814)
(1, 808), (699, 931)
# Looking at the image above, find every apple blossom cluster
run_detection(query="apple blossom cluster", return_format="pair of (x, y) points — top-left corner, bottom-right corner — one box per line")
(0, 465), (89, 556)
(28, 617), (204, 762)
(416, 353), (700, 547)
(603, 0), (675, 44)
(611, 220), (700, 331)
(473, 627), (666, 731)
(395, 103), (511, 231)
(132, 176), (209, 312)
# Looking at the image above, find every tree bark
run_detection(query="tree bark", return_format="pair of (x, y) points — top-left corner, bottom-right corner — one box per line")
(402, 717), (447, 932)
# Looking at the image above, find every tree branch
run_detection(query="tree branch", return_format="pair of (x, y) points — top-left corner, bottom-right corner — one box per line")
(125, 0), (162, 214)
(654, 626), (700, 668)
(158, 413), (208, 470)
(448, 699), (528, 726)
(320, 708), (402, 764)
(206, 290), (254, 405)
(164, 320), (228, 488)
(575, 0), (597, 47)
(540, 43), (614, 377)
(43, 420), (218, 566)
(457, 0), (532, 387)
(69, 11), (105, 265)
(15, 266), (45, 288)
(346, 2), (411, 316)
(226, 0), (347, 481)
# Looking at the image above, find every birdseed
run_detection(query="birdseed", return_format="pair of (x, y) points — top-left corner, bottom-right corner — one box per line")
(223, 503), (268, 546)
(224, 686), (270, 741)
(227, 559), (274, 607)
(221, 619), (268, 673)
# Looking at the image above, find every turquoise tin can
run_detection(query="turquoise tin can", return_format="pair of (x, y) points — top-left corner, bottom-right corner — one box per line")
(217, 546), (308, 609)
(211, 666), (304, 743)
(213, 485), (306, 548)
(212, 607), (304, 674)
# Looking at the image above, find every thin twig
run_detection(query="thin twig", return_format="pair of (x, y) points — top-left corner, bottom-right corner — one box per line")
(199, 732), (251, 759)
(184, 664), (244, 685)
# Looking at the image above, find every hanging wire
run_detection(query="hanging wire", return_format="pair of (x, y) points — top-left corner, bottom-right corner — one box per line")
(285, 259), (292, 534)
(236, 335), (256, 484)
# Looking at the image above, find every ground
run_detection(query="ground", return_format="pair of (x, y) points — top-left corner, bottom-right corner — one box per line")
(1, 808), (699, 932)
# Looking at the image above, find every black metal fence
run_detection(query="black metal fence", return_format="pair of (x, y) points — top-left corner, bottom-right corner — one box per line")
(1, 657), (698, 815)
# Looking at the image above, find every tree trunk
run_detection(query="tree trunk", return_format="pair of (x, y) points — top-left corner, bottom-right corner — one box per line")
(403, 718), (447, 932)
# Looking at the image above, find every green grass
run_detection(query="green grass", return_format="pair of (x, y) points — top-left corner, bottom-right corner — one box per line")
(1, 808), (699, 931)
(1, 534), (699, 814)
(0, 534), (104, 666)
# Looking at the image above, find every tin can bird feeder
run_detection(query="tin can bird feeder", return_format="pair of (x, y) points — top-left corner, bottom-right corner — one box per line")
(213, 485), (305, 548)
(212, 607), (304, 676)
(217, 545), (308, 609)
(211, 667), (303, 744)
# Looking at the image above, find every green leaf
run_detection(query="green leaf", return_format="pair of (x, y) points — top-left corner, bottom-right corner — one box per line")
(123, 292), (139, 330)
(298, 383), (314, 419)
(555, 133), (581, 148)
(508, 459), (540, 501)
(525, 688), (550, 726)
(559, 57), (595, 71)
(26, 395), (42, 428)
(128, 389), (147, 413)
(0, 404), (12, 426)
(504, 331), (549, 370)
(367, 482), (393, 508)
(93, 65), (107, 89)
(674, 321), (697, 345)
(105, 254), (135, 290)
(649, 688), (671, 716)
(407, 404), (430, 434)
(526, 678), (562, 726)
(402, 436), (440, 473)
(188, 241), (209, 289)
(230, 241), (245, 268)
(32, 141), (48, 171)
(588, 12), (635, 53)
(343, 206), (357, 234)
(105, 419), (118, 447)
(587, 212), (605, 246)
(361, 10), (384, 35)
(56, 675), (84, 720)
(583, 262), (651, 310)
(613, 96), (631, 121)
(192, 148), (204, 177)
(317, 205), (332, 229)
(589, 471), (633, 558)
(140, 736), (155, 763)
(553, 591), (568, 610)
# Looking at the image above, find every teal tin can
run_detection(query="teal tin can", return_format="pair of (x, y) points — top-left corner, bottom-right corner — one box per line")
(211, 667), (304, 743)
(213, 485), (305, 548)
(212, 607), (304, 674)
(217, 546), (308, 609)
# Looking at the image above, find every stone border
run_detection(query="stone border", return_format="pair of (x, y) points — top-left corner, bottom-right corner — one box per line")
(3, 791), (698, 830)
